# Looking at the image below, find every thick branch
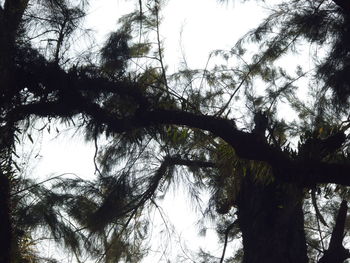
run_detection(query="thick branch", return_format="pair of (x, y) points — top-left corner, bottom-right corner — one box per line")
(220, 220), (238, 263)
(329, 201), (348, 251)
(167, 156), (216, 168)
(14, 98), (350, 186)
(16, 101), (288, 163)
(11, 55), (350, 186)
(332, 0), (350, 15)
(299, 161), (350, 186)
(318, 200), (350, 263)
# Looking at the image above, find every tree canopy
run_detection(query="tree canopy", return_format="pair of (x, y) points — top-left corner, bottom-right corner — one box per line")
(2, 0), (350, 262)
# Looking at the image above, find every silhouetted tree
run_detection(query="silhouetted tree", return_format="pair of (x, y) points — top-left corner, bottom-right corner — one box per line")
(2, 0), (350, 263)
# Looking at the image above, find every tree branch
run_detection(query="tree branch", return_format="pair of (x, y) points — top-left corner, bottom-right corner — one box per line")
(220, 220), (238, 263)
(11, 59), (350, 187)
(311, 189), (327, 251)
(318, 200), (350, 263)
(14, 97), (350, 187)
(167, 156), (216, 169)
(88, 155), (216, 228)
(332, 0), (350, 15)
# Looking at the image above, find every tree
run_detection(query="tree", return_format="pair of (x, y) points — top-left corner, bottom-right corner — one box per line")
(2, 0), (350, 263)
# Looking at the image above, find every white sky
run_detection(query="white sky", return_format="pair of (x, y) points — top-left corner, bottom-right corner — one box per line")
(84, 0), (269, 68)
(29, 0), (284, 262)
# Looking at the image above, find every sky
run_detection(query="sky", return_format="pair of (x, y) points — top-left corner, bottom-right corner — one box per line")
(29, 0), (283, 262)
(84, 0), (270, 68)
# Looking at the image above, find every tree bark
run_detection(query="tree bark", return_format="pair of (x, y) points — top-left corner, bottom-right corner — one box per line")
(236, 171), (308, 263)
(0, 1), (28, 262)
(0, 170), (11, 263)
(318, 200), (350, 263)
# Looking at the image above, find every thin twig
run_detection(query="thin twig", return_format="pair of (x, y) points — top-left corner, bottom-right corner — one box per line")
(11, 173), (78, 196)
(93, 132), (102, 176)
(154, 4), (169, 91)
(311, 189), (327, 251)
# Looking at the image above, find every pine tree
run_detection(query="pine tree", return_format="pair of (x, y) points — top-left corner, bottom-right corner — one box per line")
(2, 0), (350, 263)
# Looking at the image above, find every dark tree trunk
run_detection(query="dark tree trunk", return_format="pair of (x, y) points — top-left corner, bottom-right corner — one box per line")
(318, 201), (350, 263)
(0, 1), (27, 261)
(236, 171), (308, 263)
(0, 26), (13, 263)
(0, 170), (11, 263)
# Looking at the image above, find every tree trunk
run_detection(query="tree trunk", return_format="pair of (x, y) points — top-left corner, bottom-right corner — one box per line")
(0, 26), (13, 263)
(0, 170), (11, 263)
(236, 171), (308, 263)
(0, 2), (24, 260)
(318, 200), (350, 263)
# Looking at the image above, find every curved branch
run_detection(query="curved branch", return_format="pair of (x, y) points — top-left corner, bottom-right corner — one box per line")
(311, 189), (328, 228)
(91, 155), (217, 223)
(11, 57), (350, 187)
(14, 97), (350, 187)
(220, 220), (238, 263)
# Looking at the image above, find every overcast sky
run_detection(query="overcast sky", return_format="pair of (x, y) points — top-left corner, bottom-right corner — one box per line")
(84, 0), (269, 68)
